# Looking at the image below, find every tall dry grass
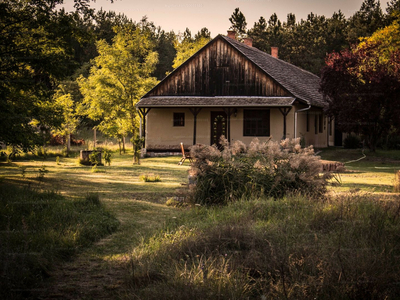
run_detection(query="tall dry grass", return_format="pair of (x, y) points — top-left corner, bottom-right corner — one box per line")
(126, 192), (400, 299)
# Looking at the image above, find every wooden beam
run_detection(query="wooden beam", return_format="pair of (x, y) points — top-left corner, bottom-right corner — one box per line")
(138, 108), (151, 146)
(189, 108), (202, 145)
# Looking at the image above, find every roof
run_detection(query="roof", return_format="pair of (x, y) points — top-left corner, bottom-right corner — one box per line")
(137, 96), (295, 108)
(138, 34), (326, 109)
(221, 35), (325, 108)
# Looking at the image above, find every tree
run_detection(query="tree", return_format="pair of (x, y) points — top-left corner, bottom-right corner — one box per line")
(320, 20), (400, 151)
(172, 28), (211, 69)
(0, 0), (80, 153)
(229, 8), (247, 39)
(78, 24), (158, 157)
(53, 91), (79, 156)
(347, 0), (384, 44)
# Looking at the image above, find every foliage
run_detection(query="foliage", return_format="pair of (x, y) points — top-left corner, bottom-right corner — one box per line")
(0, 183), (119, 299)
(103, 148), (112, 166)
(140, 174), (161, 182)
(229, 7), (247, 39)
(245, 0), (395, 74)
(343, 134), (362, 149)
(89, 150), (101, 165)
(132, 136), (145, 164)
(172, 28), (211, 69)
(188, 137), (327, 205)
(320, 19), (400, 151)
(0, 0), (74, 151)
(53, 88), (80, 156)
(78, 23), (158, 147)
(128, 193), (400, 299)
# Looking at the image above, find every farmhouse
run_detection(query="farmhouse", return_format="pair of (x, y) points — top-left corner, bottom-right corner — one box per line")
(137, 30), (335, 154)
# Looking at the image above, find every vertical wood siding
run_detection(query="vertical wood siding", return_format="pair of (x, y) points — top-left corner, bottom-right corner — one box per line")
(147, 38), (290, 97)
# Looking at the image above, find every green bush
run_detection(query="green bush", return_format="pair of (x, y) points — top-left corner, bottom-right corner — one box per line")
(343, 134), (362, 149)
(189, 137), (328, 205)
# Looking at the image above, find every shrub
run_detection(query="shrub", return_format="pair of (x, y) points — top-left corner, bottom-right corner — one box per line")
(89, 150), (101, 165)
(188, 137), (328, 205)
(103, 148), (112, 166)
(343, 134), (362, 149)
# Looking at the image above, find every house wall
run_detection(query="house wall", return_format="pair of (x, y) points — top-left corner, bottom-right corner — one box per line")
(146, 108), (299, 150)
(295, 107), (329, 148)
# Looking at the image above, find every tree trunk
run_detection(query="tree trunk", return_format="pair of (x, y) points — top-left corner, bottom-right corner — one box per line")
(66, 133), (71, 156)
(93, 128), (97, 149)
(122, 136), (126, 154)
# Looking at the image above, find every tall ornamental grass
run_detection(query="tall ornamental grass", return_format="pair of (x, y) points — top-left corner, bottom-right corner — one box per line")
(189, 138), (328, 205)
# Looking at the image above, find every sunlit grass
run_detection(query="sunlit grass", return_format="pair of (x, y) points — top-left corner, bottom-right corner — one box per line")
(2, 145), (400, 298)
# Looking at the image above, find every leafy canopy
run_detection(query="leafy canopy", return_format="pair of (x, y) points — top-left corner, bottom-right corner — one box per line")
(320, 19), (400, 151)
(78, 24), (158, 140)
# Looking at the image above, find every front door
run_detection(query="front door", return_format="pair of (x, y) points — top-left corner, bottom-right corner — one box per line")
(211, 111), (227, 147)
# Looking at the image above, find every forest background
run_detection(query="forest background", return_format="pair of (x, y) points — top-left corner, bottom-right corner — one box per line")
(1, 0), (400, 156)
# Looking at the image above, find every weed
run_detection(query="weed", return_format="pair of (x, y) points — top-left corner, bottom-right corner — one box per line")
(37, 165), (48, 180)
(56, 155), (60, 165)
(91, 164), (105, 173)
(140, 174), (161, 182)
(85, 192), (101, 206)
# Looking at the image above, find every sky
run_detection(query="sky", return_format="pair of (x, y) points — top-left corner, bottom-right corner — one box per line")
(59, 0), (388, 37)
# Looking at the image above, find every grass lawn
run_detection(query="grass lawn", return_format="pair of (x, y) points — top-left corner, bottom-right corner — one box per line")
(1, 146), (400, 299)
(319, 148), (400, 193)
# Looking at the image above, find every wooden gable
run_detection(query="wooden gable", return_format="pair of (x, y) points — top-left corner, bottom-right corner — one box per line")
(146, 37), (290, 98)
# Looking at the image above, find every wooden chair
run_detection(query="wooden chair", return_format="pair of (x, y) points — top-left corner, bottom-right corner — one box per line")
(178, 143), (193, 165)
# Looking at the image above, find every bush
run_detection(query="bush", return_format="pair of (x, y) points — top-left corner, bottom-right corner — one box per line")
(188, 137), (328, 205)
(343, 134), (362, 149)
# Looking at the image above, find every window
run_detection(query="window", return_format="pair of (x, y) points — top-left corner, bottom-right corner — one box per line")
(173, 113), (185, 127)
(243, 110), (270, 136)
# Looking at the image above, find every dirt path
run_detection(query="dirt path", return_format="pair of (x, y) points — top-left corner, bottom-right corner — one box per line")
(33, 195), (177, 300)
(35, 246), (128, 299)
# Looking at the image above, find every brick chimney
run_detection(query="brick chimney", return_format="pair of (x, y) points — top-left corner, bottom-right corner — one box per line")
(227, 30), (236, 40)
(271, 47), (279, 58)
(244, 37), (253, 47)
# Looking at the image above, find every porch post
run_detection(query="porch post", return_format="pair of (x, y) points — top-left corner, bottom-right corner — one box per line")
(279, 107), (292, 139)
(189, 108), (202, 145)
(138, 108), (151, 147)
